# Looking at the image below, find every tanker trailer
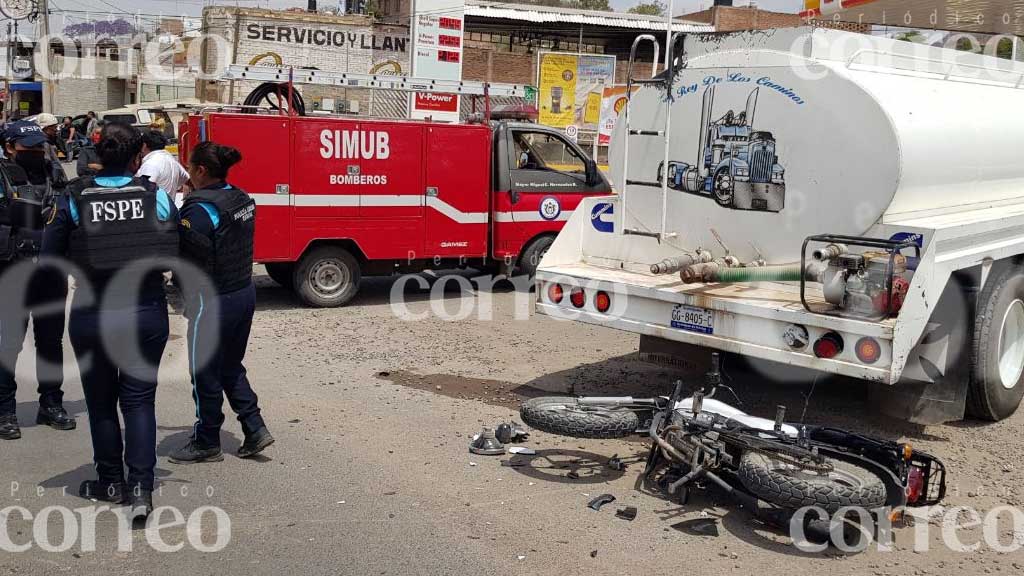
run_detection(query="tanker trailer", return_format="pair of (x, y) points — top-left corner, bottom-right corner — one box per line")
(535, 28), (1024, 424)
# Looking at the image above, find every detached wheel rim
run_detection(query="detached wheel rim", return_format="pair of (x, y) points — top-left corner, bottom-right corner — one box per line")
(310, 260), (348, 298)
(998, 299), (1024, 390)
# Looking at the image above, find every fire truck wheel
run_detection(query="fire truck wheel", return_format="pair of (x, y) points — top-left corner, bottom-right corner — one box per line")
(518, 235), (555, 279)
(969, 266), (1024, 421)
(264, 263), (295, 290)
(294, 247), (361, 308)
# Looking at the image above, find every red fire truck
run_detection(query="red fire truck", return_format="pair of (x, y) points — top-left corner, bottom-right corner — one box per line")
(180, 67), (611, 307)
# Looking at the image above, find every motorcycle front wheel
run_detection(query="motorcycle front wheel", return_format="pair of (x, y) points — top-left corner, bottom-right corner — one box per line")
(738, 452), (888, 514)
(520, 397), (639, 439)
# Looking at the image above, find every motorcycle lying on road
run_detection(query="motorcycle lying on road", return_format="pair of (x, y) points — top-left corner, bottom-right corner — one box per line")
(521, 353), (946, 534)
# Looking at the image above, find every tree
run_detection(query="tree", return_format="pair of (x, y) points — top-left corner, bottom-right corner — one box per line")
(573, 0), (612, 9)
(628, 1), (666, 16)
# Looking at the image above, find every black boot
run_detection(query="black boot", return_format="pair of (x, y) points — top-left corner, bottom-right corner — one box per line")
(79, 480), (126, 504)
(128, 489), (154, 521)
(0, 414), (20, 440)
(169, 439), (224, 464)
(238, 427), (275, 458)
(37, 405), (76, 431)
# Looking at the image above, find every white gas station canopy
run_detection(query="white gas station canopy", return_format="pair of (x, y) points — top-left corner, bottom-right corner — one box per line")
(802, 1), (1024, 35)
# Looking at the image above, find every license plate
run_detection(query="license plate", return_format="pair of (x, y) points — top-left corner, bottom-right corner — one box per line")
(671, 304), (714, 335)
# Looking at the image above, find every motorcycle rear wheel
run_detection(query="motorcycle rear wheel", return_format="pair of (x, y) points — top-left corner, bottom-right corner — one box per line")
(520, 397), (639, 439)
(738, 451), (887, 514)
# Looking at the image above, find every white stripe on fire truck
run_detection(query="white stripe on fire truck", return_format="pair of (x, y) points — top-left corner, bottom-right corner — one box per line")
(492, 211), (574, 223)
(250, 194), (490, 225)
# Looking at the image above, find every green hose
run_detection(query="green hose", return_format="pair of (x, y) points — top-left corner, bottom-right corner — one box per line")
(714, 265), (805, 283)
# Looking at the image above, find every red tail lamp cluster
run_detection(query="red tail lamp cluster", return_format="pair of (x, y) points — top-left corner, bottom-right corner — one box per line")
(545, 283), (612, 313)
(813, 331), (844, 359)
(855, 337), (882, 364)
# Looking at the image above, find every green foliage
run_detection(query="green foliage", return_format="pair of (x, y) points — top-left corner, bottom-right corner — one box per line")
(627, 1), (666, 16)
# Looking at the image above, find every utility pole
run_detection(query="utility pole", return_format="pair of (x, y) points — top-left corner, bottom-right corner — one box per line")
(39, 0), (55, 113)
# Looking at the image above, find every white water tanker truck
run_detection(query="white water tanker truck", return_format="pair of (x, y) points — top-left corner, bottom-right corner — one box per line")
(535, 28), (1024, 424)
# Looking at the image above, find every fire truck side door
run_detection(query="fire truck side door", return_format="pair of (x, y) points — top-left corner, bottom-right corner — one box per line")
(504, 128), (610, 226)
(423, 124), (490, 259)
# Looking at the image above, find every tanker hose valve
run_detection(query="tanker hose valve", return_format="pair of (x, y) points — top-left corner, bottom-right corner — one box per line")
(813, 243), (848, 261)
(651, 255), (695, 275)
(680, 262), (720, 284)
(695, 249), (715, 264)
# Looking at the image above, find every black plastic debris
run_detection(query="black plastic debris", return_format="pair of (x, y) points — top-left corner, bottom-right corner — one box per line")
(566, 471), (580, 480)
(615, 507), (638, 521)
(587, 494), (616, 511)
(495, 421), (529, 444)
(470, 427), (506, 456)
(589, 550), (598, 558)
(607, 454), (626, 471)
(671, 518), (719, 537)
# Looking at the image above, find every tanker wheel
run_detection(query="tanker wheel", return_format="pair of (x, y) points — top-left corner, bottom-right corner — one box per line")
(712, 169), (734, 208)
(969, 266), (1024, 420)
(294, 247), (361, 308)
(264, 263), (294, 290)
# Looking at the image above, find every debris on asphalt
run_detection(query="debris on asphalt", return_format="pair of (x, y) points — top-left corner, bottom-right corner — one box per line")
(288, 419), (302, 424)
(495, 421), (529, 444)
(469, 427), (506, 456)
(615, 507), (638, 521)
(566, 471), (580, 480)
(590, 550), (598, 558)
(500, 459), (527, 467)
(671, 518), (720, 537)
(587, 494), (616, 511)
(508, 446), (536, 455)
(607, 454), (627, 471)
(469, 462), (478, 467)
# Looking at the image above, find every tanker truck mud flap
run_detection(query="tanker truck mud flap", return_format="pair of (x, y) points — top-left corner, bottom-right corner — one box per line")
(871, 277), (973, 425)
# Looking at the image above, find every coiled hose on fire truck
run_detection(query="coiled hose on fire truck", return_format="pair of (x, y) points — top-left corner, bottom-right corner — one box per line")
(243, 82), (307, 116)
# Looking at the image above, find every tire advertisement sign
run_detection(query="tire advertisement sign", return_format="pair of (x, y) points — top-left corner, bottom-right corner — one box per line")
(537, 52), (616, 130)
(597, 86), (636, 146)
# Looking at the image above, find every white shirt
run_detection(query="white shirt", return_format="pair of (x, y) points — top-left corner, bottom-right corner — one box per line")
(137, 149), (189, 205)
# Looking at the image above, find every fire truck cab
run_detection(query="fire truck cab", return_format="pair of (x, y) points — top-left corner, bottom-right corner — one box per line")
(180, 111), (611, 307)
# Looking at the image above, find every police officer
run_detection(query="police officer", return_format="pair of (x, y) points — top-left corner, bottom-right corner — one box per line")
(169, 141), (273, 464)
(42, 122), (179, 518)
(0, 121), (73, 440)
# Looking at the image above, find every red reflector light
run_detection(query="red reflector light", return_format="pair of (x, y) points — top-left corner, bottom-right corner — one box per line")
(595, 291), (611, 313)
(813, 332), (844, 359)
(570, 288), (586, 308)
(906, 465), (925, 504)
(855, 337), (882, 364)
(547, 283), (564, 304)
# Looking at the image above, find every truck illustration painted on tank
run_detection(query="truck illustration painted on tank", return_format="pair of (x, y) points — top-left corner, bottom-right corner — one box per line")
(658, 86), (786, 212)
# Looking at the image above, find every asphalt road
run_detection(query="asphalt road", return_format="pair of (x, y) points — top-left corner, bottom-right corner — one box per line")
(2, 270), (1023, 575)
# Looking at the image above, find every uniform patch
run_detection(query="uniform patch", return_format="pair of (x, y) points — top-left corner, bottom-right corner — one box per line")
(46, 206), (57, 225)
(180, 219), (192, 229)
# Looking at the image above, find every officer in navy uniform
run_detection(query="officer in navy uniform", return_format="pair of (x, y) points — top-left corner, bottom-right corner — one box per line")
(0, 121), (74, 440)
(42, 123), (179, 519)
(169, 141), (273, 464)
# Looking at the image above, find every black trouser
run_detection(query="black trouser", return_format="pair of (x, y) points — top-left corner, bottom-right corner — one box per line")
(188, 282), (264, 447)
(0, 264), (68, 416)
(69, 295), (168, 492)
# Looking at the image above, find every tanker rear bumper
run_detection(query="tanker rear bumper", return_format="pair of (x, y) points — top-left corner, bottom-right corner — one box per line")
(536, 264), (897, 384)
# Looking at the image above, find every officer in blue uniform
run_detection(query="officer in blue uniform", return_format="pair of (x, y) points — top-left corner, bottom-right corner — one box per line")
(0, 121), (73, 440)
(42, 123), (178, 519)
(169, 141), (273, 464)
